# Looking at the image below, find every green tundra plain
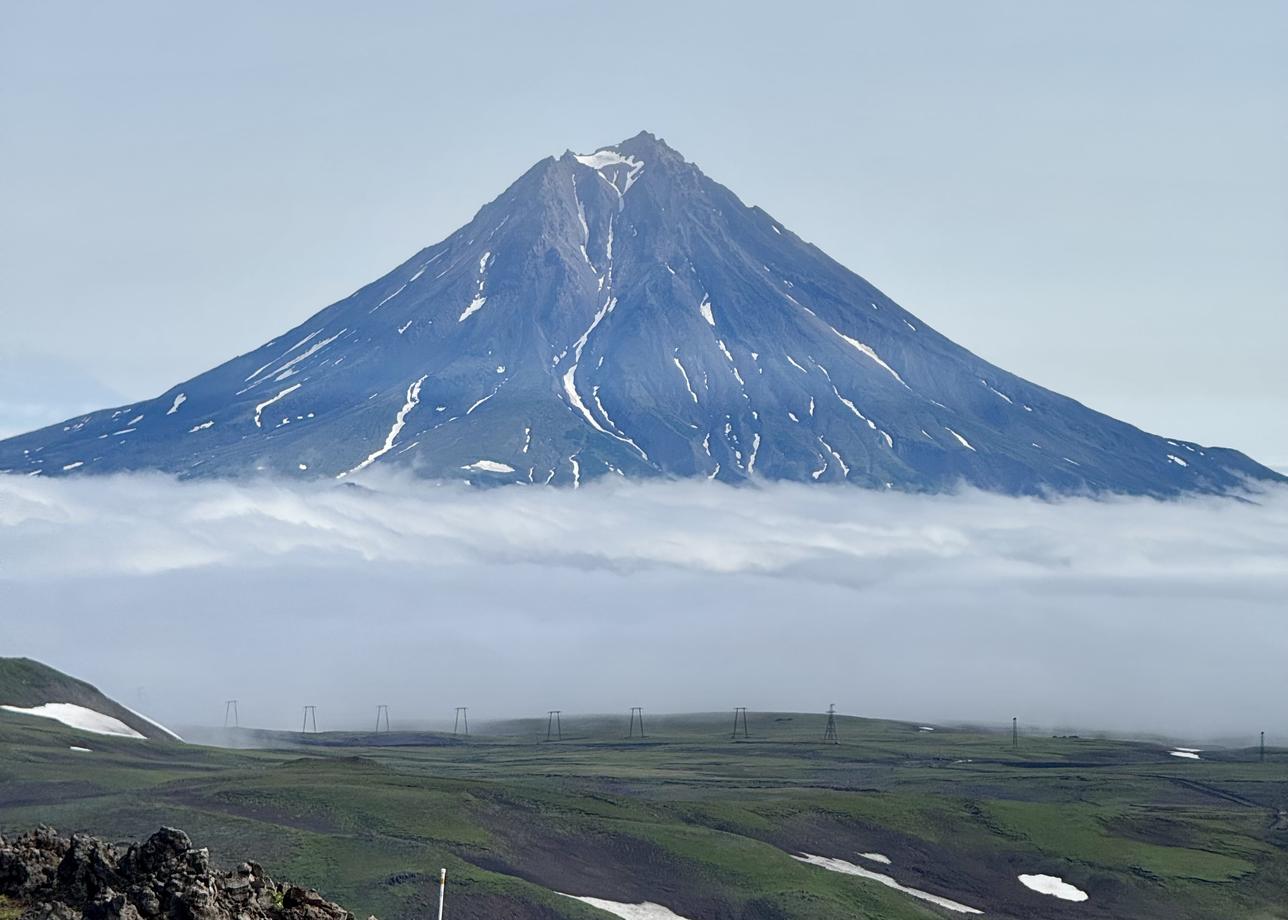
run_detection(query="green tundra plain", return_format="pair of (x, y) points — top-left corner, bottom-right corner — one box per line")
(2, 707), (1286, 920)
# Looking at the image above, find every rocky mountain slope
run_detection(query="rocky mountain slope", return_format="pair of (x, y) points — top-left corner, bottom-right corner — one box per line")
(0, 827), (363, 920)
(1, 132), (1280, 496)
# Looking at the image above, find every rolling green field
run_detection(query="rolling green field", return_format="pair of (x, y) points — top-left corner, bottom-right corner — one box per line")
(1, 709), (1285, 919)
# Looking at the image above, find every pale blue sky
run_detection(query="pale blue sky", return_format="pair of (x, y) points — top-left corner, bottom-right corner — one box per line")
(2, 1), (1284, 466)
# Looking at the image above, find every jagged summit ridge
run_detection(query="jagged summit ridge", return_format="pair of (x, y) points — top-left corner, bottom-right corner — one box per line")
(0, 132), (1280, 496)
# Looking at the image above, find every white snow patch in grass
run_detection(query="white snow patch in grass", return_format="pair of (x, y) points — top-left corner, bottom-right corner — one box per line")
(918, 726), (935, 732)
(69, 746), (92, 753)
(62, 462), (83, 471)
(463, 460), (516, 474)
(1018, 874), (1088, 902)
(1167, 454), (1189, 467)
(858, 852), (892, 865)
(1169, 750), (1201, 760)
(189, 421), (214, 433)
(1, 703), (145, 739)
(557, 894), (691, 920)
(166, 393), (186, 415)
(795, 854), (982, 914)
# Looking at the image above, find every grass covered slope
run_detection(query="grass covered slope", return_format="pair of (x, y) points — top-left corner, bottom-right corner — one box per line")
(0, 657), (178, 742)
(0, 710), (1284, 920)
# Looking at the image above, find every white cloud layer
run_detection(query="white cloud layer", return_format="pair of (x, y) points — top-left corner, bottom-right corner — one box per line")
(1, 474), (1286, 741)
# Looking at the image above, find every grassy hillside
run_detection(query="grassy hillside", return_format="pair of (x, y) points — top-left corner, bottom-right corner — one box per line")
(0, 657), (176, 742)
(1, 708), (1285, 919)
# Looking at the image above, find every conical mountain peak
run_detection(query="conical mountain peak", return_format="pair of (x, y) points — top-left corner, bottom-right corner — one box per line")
(0, 135), (1280, 496)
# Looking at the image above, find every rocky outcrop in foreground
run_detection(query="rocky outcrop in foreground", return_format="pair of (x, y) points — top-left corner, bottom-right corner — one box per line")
(0, 827), (370, 920)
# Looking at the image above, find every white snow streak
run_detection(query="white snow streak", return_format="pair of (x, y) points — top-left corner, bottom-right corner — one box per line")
(457, 251), (492, 321)
(817, 435), (848, 477)
(459, 295), (487, 322)
(253, 384), (301, 428)
(249, 330), (346, 387)
(698, 294), (715, 326)
(795, 854), (982, 914)
(672, 356), (699, 403)
(339, 375), (427, 478)
(828, 327), (908, 387)
(557, 894), (691, 920)
(166, 393), (186, 415)
(944, 427), (976, 451)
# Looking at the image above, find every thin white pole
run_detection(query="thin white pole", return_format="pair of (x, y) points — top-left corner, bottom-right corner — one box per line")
(436, 868), (446, 920)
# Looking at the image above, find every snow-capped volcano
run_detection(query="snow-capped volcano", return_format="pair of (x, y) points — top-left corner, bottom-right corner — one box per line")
(1, 132), (1280, 495)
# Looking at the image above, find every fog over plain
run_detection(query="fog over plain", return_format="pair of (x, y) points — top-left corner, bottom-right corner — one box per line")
(2, 473), (1284, 742)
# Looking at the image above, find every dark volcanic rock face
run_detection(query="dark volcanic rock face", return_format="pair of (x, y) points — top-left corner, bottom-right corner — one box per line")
(0, 827), (365, 920)
(0, 131), (1280, 496)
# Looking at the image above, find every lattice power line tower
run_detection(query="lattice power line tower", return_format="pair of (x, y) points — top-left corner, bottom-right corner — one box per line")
(453, 707), (469, 737)
(628, 707), (646, 739)
(223, 700), (239, 729)
(731, 707), (749, 740)
(375, 705), (390, 733)
(822, 704), (839, 744)
(546, 710), (562, 742)
(301, 705), (318, 733)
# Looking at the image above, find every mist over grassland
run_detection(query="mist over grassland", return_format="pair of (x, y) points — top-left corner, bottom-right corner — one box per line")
(1, 473), (1284, 740)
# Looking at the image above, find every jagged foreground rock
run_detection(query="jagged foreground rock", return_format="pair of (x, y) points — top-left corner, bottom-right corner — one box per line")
(0, 827), (367, 920)
(0, 132), (1280, 496)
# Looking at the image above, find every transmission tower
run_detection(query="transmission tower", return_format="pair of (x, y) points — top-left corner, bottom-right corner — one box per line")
(453, 707), (469, 736)
(1261, 731), (1266, 762)
(731, 707), (749, 740)
(375, 704), (390, 733)
(628, 707), (646, 739)
(1012, 716), (1018, 749)
(546, 710), (562, 742)
(223, 700), (239, 729)
(822, 704), (839, 744)
(301, 705), (317, 733)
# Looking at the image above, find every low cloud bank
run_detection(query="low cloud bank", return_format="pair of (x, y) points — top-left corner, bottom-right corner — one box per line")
(1, 474), (1285, 740)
